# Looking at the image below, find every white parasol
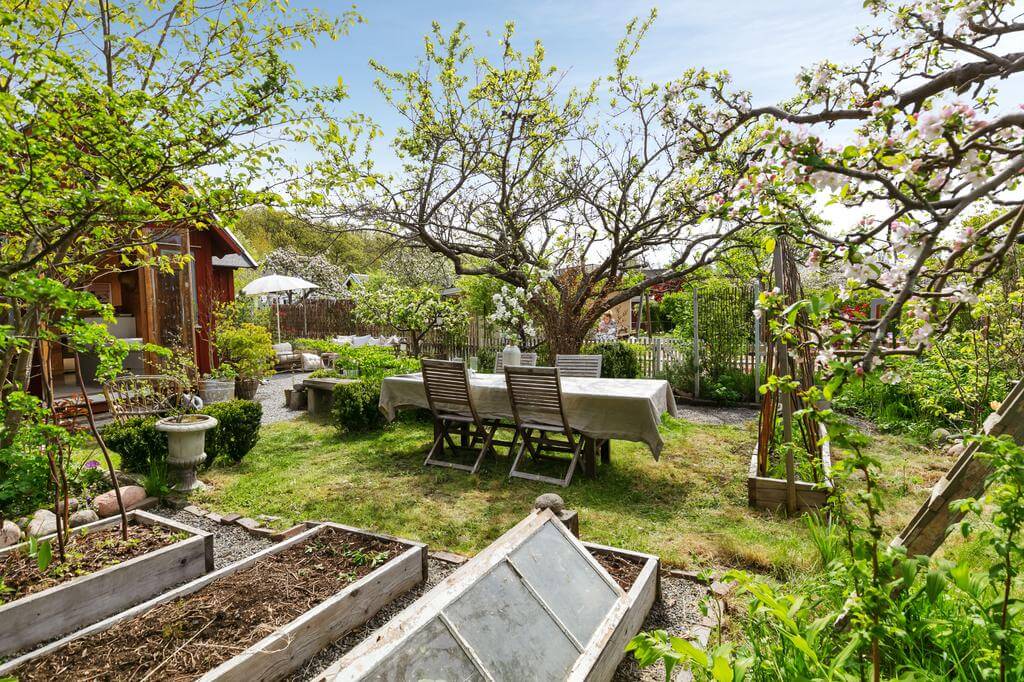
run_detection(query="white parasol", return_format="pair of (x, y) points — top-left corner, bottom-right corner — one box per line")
(242, 275), (318, 342)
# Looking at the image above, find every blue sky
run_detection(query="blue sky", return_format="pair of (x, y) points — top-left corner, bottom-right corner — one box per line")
(287, 0), (869, 155)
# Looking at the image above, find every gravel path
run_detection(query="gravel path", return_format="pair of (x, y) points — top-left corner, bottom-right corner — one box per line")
(255, 371), (311, 425)
(675, 404), (758, 426)
(152, 507), (273, 568)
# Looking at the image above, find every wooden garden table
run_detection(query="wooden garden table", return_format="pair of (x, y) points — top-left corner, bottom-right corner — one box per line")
(379, 372), (679, 477)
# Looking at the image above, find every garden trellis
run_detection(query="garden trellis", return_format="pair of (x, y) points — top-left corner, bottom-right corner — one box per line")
(749, 239), (831, 514)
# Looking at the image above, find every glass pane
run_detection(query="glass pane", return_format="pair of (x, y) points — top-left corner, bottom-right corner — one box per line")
(443, 561), (579, 680)
(365, 617), (483, 682)
(509, 521), (620, 644)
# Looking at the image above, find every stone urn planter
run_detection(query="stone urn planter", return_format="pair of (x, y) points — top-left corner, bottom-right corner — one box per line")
(198, 378), (235, 404)
(235, 377), (260, 400)
(155, 414), (218, 491)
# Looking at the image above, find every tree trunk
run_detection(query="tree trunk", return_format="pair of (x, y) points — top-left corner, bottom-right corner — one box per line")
(537, 305), (593, 356)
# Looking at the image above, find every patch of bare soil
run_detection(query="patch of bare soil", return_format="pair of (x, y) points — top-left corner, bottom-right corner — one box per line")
(1, 523), (184, 603)
(592, 548), (645, 591)
(14, 527), (401, 682)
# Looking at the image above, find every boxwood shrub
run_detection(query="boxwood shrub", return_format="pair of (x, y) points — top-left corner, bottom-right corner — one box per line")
(101, 399), (262, 471)
(581, 341), (642, 378)
(202, 399), (262, 464)
(100, 416), (167, 472)
(331, 378), (385, 434)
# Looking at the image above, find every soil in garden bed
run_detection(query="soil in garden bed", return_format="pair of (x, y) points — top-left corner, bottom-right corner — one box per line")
(591, 548), (645, 591)
(0, 522), (186, 604)
(14, 527), (402, 682)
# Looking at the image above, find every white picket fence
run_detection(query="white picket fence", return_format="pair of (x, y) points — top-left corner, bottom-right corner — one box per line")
(629, 336), (692, 378)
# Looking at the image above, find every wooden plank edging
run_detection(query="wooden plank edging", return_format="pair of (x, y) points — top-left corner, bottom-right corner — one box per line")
(0, 522), (425, 680)
(0, 509), (211, 658)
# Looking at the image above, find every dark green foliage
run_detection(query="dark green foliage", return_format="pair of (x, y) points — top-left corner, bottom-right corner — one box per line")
(0, 444), (50, 519)
(100, 417), (167, 473)
(101, 401), (261, 471)
(477, 347), (496, 373)
(581, 341), (641, 378)
(202, 400), (262, 465)
(331, 378), (385, 433)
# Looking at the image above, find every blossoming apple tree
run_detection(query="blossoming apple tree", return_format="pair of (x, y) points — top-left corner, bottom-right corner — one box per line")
(667, 0), (1024, 393)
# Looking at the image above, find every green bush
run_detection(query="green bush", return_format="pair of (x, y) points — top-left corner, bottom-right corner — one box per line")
(100, 417), (167, 472)
(331, 378), (385, 433)
(0, 444), (50, 519)
(309, 368), (344, 379)
(291, 341), (420, 379)
(477, 347), (496, 373)
(581, 341), (641, 378)
(215, 322), (275, 380)
(101, 401), (261, 471)
(202, 400), (262, 465)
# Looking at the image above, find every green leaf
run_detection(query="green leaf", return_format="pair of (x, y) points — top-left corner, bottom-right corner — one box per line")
(36, 540), (51, 572)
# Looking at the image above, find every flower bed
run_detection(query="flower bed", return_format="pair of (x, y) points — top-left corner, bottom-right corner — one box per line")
(0, 510), (212, 657)
(1, 522), (426, 680)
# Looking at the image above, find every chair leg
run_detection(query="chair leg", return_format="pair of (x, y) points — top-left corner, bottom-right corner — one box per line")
(508, 434), (528, 480)
(469, 423), (497, 475)
(559, 437), (584, 487)
(424, 428), (445, 466)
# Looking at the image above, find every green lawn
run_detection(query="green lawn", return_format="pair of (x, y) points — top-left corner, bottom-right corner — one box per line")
(192, 414), (976, 577)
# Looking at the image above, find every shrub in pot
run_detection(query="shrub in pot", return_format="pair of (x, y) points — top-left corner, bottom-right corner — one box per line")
(215, 322), (275, 400)
(100, 417), (168, 472)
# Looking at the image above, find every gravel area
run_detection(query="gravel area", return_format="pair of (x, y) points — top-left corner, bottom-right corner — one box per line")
(151, 507), (273, 568)
(675, 404), (758, 426)
(256, 371), (311, 425)
(615, 573), (713, 680)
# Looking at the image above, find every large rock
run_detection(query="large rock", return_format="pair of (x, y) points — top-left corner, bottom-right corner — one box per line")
(1, 520), (21, 548)
(69, 509), (99, 528)
(56, 498), (79, 515)
(27, 509), (58, 538)
(93, 486), (147, 518)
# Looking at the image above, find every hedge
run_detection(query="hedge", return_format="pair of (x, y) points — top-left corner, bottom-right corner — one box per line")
(101, 399), (262, 471)
(580, 341), (642, 378)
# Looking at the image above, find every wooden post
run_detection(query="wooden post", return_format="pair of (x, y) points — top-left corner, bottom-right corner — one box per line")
(692, 289), (700, 399)
(773, 243), (797, 515)
(753, 278), (762, 400)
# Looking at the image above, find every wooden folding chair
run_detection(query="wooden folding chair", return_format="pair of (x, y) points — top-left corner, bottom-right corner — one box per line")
(421, 358), (499, 474)
(493, 352), (538, 373)
(555, 354), (602, 378)
(504, 365), (583, 487)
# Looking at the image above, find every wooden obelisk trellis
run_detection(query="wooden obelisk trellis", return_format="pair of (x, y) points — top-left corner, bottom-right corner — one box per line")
(748, 239), (832, 515)
(893, 378), (1024, 557)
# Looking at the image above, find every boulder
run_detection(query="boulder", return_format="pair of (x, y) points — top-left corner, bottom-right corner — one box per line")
(27, 509), (58, 538)
(93, 485), (147, 518)
(69, 509), (99, 528)
(930, 427), (952, 444)
(1, 520), (22, 548)
(56, 498), (79, 515)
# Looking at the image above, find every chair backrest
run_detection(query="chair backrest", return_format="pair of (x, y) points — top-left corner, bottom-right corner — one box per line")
(421, 358), (479, 423)
(102, 374), (184, 424)
(504, 365), (571, 435)
(494, 352), (538, 373)
(554, 354), (602, 378)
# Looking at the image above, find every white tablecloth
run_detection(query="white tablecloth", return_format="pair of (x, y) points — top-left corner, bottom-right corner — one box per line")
(379, 373), (679, 459)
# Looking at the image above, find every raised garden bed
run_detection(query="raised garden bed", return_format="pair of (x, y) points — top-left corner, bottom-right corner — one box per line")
(1, 522), (426, 681)
(748, 423), (832, 511)
(0, 510), (212, 658)
(319, 510), (659, 682)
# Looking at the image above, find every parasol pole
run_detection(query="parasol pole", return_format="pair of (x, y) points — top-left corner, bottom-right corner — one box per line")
(276, 296), (282, 343)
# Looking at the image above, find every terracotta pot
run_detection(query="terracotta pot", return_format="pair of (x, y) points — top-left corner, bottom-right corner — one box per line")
(235, 377), (260, 400)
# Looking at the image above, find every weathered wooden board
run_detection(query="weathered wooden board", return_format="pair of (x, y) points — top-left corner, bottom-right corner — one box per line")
(0, 510), (212, 657)
(0, 522), (425, 681)
(894, 379), (1024, 557)
(747, 425), (832, 512)
(570, 543), (660, 682)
